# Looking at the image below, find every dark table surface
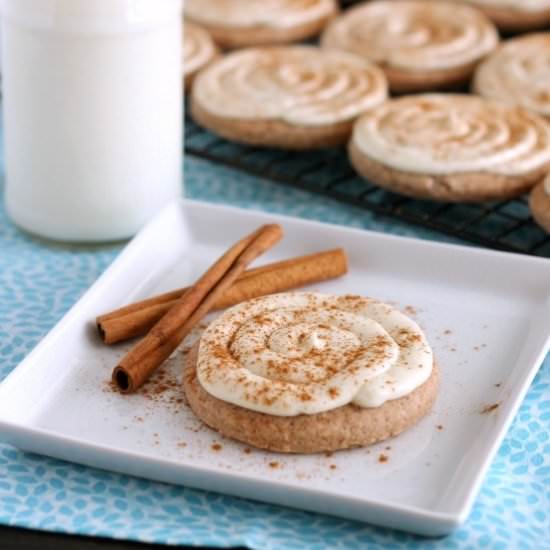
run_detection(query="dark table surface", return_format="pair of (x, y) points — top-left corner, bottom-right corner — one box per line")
(0, 525), (242, 550)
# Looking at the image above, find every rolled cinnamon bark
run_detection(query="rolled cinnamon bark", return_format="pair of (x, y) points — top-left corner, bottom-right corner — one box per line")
(112, 224), (283, 393)
(97, 248), (348, 344)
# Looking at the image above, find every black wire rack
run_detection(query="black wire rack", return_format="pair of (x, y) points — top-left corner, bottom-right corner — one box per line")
(183, 0), (550, 259)
(185, 115), (550, 258)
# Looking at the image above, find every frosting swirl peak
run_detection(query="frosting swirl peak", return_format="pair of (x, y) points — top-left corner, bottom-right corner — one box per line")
(192, 46), (388, 127)
(474, 33), (550, 118)
(352, 94), (550, 176)
(197, 293), (433, 416)
(185, 0), (337, 29)
(321, 0), (498, 71)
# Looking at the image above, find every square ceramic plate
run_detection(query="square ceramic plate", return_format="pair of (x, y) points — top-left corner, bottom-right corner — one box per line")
(0, 200), (549, 536)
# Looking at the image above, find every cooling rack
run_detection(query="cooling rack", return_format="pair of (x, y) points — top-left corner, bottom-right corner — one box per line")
(185, 116), (550, 258)
(184, 0), (550, 258)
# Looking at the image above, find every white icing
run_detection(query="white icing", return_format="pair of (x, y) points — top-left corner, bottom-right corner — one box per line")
(352, 94), (550, 176)
(321, 0), (498, 71)
(466, 0), (550, 13)
(192, 46), (387, 127)
(197, 293), (433, 416)
(185, 0), (336, 29)
(183, 22), (217, 78)
(474, 34), (550, 118)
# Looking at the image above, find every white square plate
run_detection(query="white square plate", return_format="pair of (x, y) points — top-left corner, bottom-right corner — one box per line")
(0, 200), (549, 536)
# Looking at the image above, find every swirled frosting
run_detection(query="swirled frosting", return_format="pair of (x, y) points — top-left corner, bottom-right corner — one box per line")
(197, 293), (433, 416)
(183, 22), (218, 80)
(321, 0), (498, 71)
(192, 46), (387, 126)
(352, 94), (550, 176)
(465, 0), (550, 12)
(185, 0), (337, 29)
(474, 34), (550, 118)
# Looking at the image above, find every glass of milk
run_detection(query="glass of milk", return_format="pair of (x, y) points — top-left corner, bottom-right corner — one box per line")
(1, 0), (183, 242)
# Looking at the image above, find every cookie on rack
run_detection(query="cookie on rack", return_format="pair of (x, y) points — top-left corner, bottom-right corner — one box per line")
(473, 33), (550, 120)
(183, 293), (439, 454)
(191, 46), (388, 150)
(320, 0), (498, 93)
(184, 0), (338, 49)
(460, 0), (550, 32)
(348, 94), (550, 202)
(184, 21), (219, 91)
(530, 175), (550, 234)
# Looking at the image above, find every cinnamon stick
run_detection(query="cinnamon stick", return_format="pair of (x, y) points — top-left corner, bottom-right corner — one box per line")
(112, 224), (283, 393)
(97, 248), (348, 344)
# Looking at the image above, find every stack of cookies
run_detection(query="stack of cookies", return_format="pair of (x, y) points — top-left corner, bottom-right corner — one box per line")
(184, 0), (550, 233)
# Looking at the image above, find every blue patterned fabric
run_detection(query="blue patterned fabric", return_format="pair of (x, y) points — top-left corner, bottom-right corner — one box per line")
(0, 156), (548, 549)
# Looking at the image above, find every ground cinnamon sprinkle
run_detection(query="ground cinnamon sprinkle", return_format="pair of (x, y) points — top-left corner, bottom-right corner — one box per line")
(328, 387), (340, 398)
(480, 403), (500, 415)
(395, 329), (421, 349)
(494, 383), (501, 388)
(436, 425), (444, 431)
(443, 330), (452, 335)
(329, 464), (337, 470)
(324, 451), (333, 458)
(378, 454), (389, 463)
(268, 461), (279, 469)
(243, 447), (252, 454)
(211, 443), (223, 452)
(102, 380), (119, 393)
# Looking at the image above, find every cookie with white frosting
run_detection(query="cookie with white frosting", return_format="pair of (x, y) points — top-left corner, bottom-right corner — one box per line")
(184, 22), (219, 91)
(184, 0), (338, 49)
(461, 0), (550, 32)
(191, 46), (388, 149)
(530, 175), (550, 234)
(321, 0), (498, 93)
(473, 33), (550, 120)
(183, 293), (439, 453)
(349, 94), (550, 202)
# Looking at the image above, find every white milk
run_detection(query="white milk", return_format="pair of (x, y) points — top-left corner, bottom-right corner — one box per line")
(1, 0), (183, 241)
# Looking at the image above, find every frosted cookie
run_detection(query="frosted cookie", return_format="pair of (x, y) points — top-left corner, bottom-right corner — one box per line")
(184, 22), (219, 91)
(461, 0), (550, 32)
(191, 46), (388, 149)
(530, 175), (550, 234)
(473, 34), (550, 120)
(349, 94), (550, 202)
(183, 292), (439, 454)
(184, 0), (338, 49)
(320, 0), (498, 93)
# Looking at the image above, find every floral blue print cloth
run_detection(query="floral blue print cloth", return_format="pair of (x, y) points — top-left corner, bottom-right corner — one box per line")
(0, 156), (548, 549)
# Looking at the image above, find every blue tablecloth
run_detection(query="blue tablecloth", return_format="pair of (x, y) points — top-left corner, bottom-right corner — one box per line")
(0, 156), (548, 549)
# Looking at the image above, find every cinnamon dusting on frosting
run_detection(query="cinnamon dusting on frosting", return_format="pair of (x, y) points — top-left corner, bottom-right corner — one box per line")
(475, 34), (550, 118)
(322, 0), (498, 71)
(192, 46), (388, 127)
(186, 0), (337, 30)
(352, 94), (550, 176)
(196, 293), (433, 416)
